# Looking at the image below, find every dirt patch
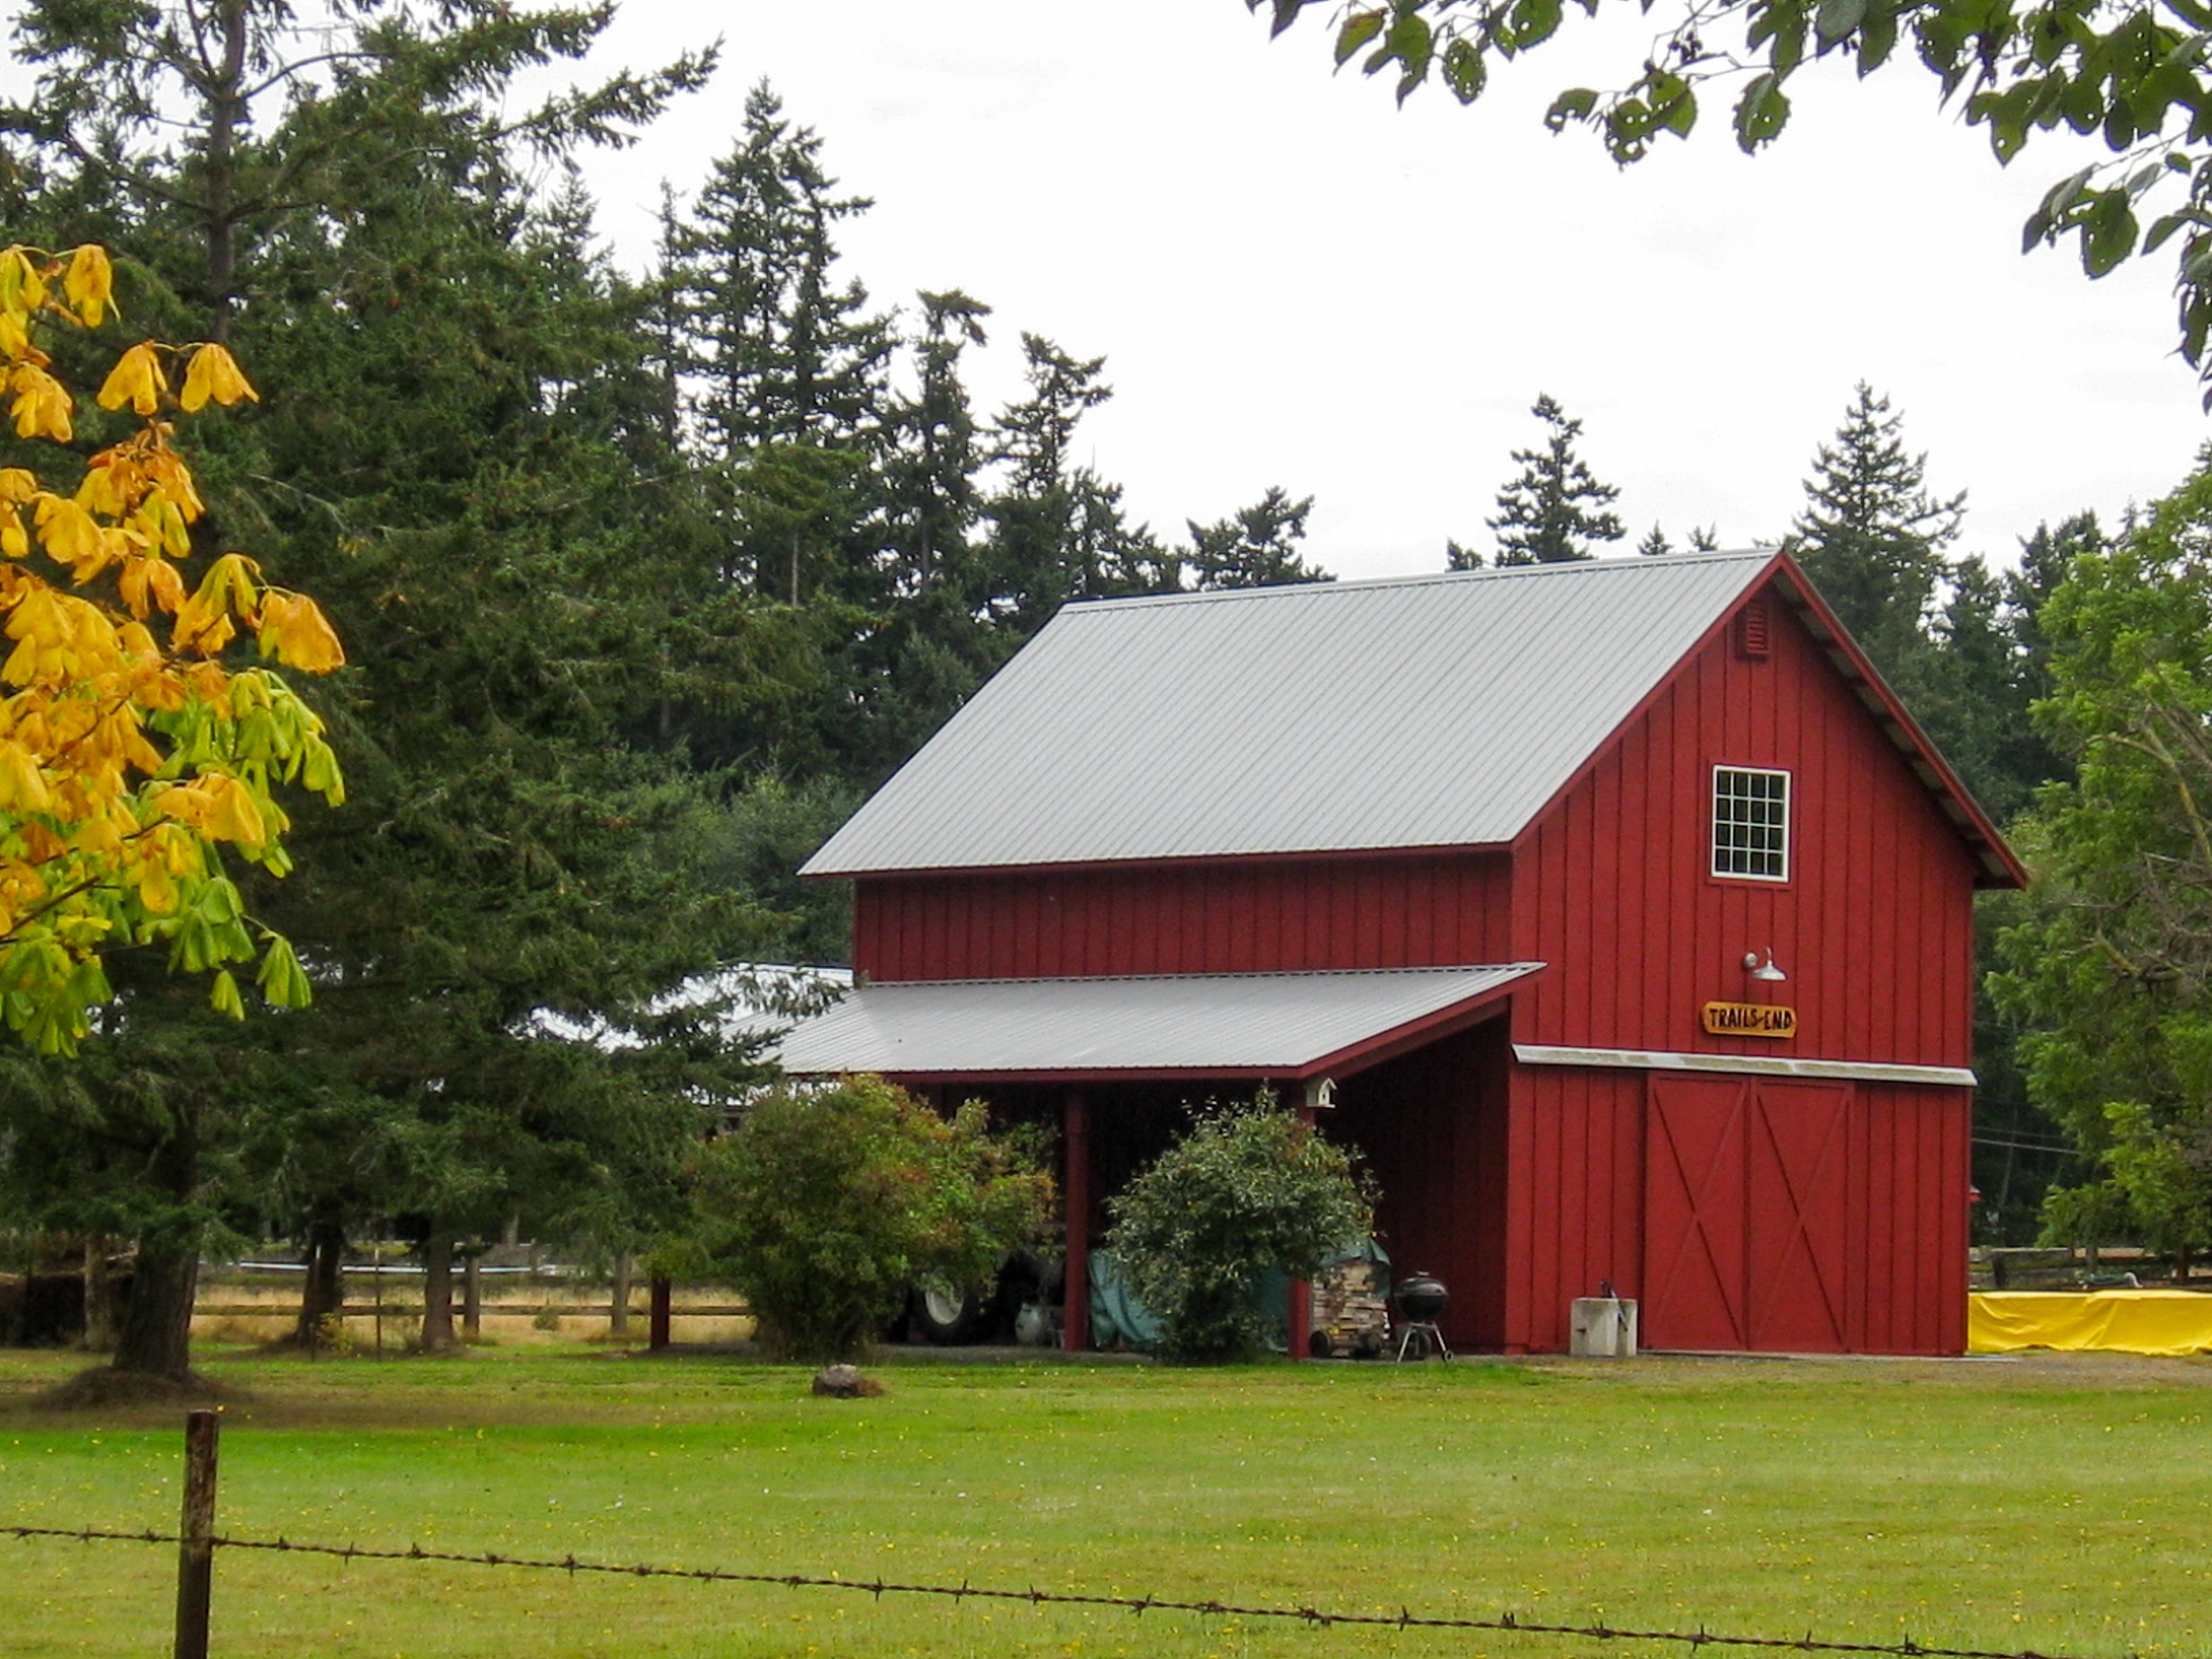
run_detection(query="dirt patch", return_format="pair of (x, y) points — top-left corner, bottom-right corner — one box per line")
(29, 1365), (247, 1412)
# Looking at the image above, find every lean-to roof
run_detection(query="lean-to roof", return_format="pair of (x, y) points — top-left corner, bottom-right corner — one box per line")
(774, 964), (1540, 1081)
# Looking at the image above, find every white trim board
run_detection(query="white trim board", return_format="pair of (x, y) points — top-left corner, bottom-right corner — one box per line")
(1513, 1044), (1978, 1089)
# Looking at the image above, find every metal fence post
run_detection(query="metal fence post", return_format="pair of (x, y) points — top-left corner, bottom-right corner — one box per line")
(174, 1408), (219, 1659)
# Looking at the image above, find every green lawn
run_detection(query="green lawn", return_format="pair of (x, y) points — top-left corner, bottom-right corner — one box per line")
(0, 1342), (2206, 1659)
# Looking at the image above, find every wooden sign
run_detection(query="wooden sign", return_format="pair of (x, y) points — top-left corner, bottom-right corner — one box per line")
(1702, 1002), (1796, 1039)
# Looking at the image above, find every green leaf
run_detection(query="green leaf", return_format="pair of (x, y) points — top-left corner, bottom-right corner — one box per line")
(2082, 190), (2139, 276)
(1268, 0), (1315, 37)
(1440, 37), (1486, 102)
(2146, 210), (2197, 255)
(256, 935), (313, 1009)
(1546, 86), (1601, 130)
(210, 969), (245, 1021)
(1734, 71), (1793, 150)
(1505, 0), (1563, 51)
(1386, 6), (1434, 93)
(1815, 0), (1867, 48)
(1751, 0), (1809, 74)
(1646, 71), (1698, 137)
(1334, 10), (1386, 65)
(1856, 3), (1897, 72)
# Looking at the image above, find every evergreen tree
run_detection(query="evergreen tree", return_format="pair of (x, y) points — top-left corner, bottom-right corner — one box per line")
(1787, 384), (1964, 677)
(1486, 394), (1625, 565)
(0, 0), (772, 1378)
(1638, 524), (1675, 557)
(1186, 488), (1331, 589)
(664, 81), (891, 455)
(980, 334), (1159, 634)
(661, 82), (894, 602)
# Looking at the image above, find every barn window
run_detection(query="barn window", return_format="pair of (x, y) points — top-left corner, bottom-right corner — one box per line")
(1712, 767), (1790, 881)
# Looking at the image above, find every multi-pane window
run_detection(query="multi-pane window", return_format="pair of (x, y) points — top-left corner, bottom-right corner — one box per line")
(1711, 766), (1790, 881)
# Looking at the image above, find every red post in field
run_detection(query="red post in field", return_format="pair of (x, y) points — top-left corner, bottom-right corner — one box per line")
(648, 1275), (672, 1351)
(173, 1409), (219, 1659)
(1063, 1090), (1089, 1353)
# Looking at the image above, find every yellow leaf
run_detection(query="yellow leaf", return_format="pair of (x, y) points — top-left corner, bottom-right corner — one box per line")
(63, 245), (113, 329)
(257, 592), (346, 673)
(135, 855), (177, 916)
(179, 342), (257, 412)
(95, 342), (165, 416)
(34, 495), (102, 568)
(203, 772), (267, 846)
(0, 740), (50, 811)
(10, 365), (72, 442)
(75, 456), (128, 518)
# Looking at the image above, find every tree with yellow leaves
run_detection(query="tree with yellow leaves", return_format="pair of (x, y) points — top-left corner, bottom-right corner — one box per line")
(0, 242), (343, 1054)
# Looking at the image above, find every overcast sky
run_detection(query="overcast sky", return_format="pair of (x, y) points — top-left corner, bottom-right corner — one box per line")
(552, 2), (2201, 582)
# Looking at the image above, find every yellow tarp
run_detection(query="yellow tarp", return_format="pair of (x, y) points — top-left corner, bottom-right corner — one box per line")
(1969, 1290), (2212, 1356)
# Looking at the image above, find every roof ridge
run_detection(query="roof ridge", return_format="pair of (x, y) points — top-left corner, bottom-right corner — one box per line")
(1068, 549), (1777, 615)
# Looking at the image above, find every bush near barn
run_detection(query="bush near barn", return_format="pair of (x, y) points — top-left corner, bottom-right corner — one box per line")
(694, 1076), (1052, 1362)
(1109, 1092), (1375, 1363)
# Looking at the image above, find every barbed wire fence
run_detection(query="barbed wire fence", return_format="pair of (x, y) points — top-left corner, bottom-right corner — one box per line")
(0, 1413), (2131, 1659)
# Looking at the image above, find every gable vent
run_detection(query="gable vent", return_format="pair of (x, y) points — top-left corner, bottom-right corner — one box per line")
(1735, 599), (1771, 661)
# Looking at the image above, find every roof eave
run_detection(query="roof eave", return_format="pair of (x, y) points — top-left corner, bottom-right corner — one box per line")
(1766, 556), (2028, 890)
(804, 840), (1518, 883)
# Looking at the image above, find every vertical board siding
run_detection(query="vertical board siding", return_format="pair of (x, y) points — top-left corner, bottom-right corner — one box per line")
(1509, 588), (1981, 1067)
(1506, 1066), (1646, 1352)
(1496, 580), (1982, 1355)
(1333, 1022), (1512, 1351)
(853, 851), (1514, 980)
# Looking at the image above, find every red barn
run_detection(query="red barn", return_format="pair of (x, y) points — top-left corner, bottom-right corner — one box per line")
(780, 550), (2023, 1355)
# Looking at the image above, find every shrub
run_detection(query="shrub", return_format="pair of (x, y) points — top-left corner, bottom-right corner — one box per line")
(695, 1077), (1053, 1363)
(1107, 1091), (1375, 1363)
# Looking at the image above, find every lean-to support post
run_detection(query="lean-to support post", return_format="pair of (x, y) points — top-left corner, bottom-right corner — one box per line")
(1063, 1089), (1089, 1353)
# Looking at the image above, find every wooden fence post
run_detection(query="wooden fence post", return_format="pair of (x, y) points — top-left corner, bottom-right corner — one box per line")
(174, 1408), (219, 1659)
(649, 1275), (672, 1351)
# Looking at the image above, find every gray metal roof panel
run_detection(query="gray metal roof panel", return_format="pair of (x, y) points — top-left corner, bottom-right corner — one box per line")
(774, 964), (1540, 1077)
(805, 551), (1775, 875)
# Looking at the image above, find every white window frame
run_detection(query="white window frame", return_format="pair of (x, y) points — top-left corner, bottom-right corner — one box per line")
(1711, 765), (1790, 882)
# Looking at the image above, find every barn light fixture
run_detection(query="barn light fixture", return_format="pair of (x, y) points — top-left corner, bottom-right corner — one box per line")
(1743, 949), (1788, 983)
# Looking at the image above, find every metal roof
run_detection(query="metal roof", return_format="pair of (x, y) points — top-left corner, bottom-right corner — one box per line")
(805, 552), (1776, 876)
(774, 964), (1540, 1080)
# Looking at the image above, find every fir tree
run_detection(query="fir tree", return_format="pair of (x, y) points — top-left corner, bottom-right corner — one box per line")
(981, 334), (1159, 633)
(664, 81), (891, 453)
(1787, 383), (1963, 676)
(661, 81), (894, 600)
(1486, 394), (1625, 565)
(1186, 488), (1331, 589)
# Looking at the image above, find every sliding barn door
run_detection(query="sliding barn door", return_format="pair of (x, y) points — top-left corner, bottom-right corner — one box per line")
(1643, 1076), (1852, 1352)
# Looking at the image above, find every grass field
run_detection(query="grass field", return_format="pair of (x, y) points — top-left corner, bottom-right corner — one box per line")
(1, 1341), (2206, 1659)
